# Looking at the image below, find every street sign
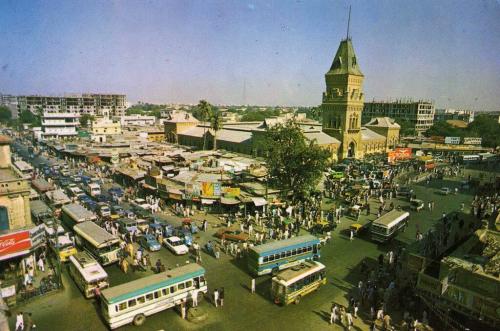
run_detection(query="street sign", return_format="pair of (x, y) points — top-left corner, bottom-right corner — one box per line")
(462, 137), (482, 145)
(444, 137), (461, 144)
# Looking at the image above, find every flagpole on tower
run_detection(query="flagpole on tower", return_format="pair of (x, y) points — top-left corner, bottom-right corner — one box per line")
(347, 5), (351, 40)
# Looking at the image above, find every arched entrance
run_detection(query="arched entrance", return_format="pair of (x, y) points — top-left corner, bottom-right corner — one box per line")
(347, 142), (356, 158)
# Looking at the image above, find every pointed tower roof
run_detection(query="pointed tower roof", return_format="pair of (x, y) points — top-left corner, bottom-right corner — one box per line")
(327, 38), (363, 76)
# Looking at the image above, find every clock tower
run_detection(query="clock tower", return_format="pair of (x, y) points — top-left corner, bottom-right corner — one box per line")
(321, 37), (364, 160)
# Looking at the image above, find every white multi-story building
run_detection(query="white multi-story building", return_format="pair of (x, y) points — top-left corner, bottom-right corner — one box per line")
(0, 94), (19, 119)
(17, 94), (127, 117)
(116, 115), (156, 127)
(40, 112), (80, 140)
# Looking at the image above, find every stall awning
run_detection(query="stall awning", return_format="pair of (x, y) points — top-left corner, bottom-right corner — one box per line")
(221, 197), (240, 205)
(168, 188), (184, 195)
(251, 197), (268, 206)
(201, 199), (216, 205)
(142, 183), (157, 191)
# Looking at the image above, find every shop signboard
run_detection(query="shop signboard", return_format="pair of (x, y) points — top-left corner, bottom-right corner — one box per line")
(394, 147), (412, 160)
(223, 187), (240, 197)
(201, 182), (221, 198)
(463, 137), (482, 145)
(445, 136), (461, 145)
(0, 231), (31, 258)
(185, 182), (201, 198)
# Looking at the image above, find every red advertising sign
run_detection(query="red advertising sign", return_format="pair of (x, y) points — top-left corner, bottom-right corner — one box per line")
(394, 148), (412, 160)
(387, 151), (396, 164)
(0, 231), (31, 257)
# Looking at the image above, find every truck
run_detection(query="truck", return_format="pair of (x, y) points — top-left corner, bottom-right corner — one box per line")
(61, 203), (97, 229)
(84, 183), (101, 197)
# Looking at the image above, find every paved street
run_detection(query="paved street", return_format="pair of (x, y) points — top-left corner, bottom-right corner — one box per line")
(8, 163), (479, 331)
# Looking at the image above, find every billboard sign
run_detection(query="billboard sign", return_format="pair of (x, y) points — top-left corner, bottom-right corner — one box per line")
(0, 231), (31, 258)
(223, 187), (240, 197)
(445, 136), (461, 145)
(463, 137), (482, 145)
(394, 147), (412, 160)
(200, 182), (221, 198)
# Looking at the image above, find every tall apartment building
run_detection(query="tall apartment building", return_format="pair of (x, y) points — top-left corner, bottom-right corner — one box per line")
(17, 94), (127, 117)
(363, 100), (435, 134)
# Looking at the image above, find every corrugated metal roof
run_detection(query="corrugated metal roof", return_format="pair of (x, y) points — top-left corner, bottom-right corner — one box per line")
(361, 127), (386, 141)
(304, 132), (340, 145)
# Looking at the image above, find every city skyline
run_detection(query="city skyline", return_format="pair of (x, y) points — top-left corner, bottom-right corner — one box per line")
(1, 0), (499, 110)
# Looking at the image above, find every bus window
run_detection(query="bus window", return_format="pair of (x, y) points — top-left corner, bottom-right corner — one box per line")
(263, 256), (269, 263)
(292, 249), (296, 255)
(170, 285), (177, 293)
(308, 246), (312, 252)
(137, 296), (145, 304)
(186, 280), (192, 288)
(178, 283), (185, 290)
(128, 299), (137, 308)
(313, 244), (318, 254)
(162, 288), (169, 296)
(281, 252), (286, 259)
(117, 302), (127, 311)
(145, 293), (154, 301)
(286, 251), (292, 257)
(154, 291), (161, 299)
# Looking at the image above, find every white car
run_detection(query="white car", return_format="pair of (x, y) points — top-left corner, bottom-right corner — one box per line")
(132, 198), (152, 211)
(163, 236), (189, 255)
(440, 187), (451, 195)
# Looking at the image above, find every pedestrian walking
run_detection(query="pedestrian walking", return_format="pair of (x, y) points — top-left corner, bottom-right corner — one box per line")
(15, 312), (24, 331)
(37, 257), (45, 272)
(191, 290), (198, 307)
(350, 229), (354, 241)
(213, 289), (219, 307)
(346, 312), (354, 330)
(330, 304), (339, 325)
(219, 287), (224, 307)
(180, 299), (187, 319)
(251, 278), (256, 294)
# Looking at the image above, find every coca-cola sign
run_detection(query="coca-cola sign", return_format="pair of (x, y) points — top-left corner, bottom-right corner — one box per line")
(0, 231), (31, 256)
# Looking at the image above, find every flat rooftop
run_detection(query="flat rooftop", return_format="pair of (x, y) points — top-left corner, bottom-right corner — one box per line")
(0, 168), (20, 182)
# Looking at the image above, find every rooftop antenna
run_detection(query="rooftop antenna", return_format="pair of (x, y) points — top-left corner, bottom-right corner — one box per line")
(346, 5), (351, 40)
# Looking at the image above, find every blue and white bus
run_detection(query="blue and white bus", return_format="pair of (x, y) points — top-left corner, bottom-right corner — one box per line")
(248, 235), (321, 276)
(101, 264), (207, 329)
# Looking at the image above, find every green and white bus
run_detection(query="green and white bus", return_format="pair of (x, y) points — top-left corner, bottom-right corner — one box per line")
(371, 209), (410, 243)
(101, 263), (207, 329)
(73, 221), (120, 266)
(248, 235), (321, 276)
(271, 261), (326, 305)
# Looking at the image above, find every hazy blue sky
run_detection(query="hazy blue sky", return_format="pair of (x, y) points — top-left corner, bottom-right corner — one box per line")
(1, 0), (499, 110)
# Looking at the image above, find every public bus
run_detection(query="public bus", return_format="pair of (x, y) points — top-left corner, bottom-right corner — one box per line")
(68, 251), (109, 299)
(271, 261), (327, 305)
(84, 183), (101, 197)
(371, 209), (410, 243)
(50, 233), (77, 262)
(100, 264), (207, 329)
(73, 221), (120, 266)
(247, 235), (321, 276)
(416, 156), (435, 171)
(459, 154), (480, 164)
(61, 203), (97, 229)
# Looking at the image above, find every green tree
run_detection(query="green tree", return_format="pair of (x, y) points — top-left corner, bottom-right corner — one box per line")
(0, 106), (12, 123)
(261, 121), (330, 201)
(79, 114), (95, 128)
(197, 100), (212, 150)
(395, 119), (417, 136)
(19, 110), (41, 126)
(467, 114), (500, 148)
(425, 120), (462, 138)
(210, 110), (223, 150)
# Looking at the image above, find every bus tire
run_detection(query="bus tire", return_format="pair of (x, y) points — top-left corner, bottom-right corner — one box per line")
(271, 267), (279, 276)
(133, 314), (146, 326)
(294, 295), (301, 305)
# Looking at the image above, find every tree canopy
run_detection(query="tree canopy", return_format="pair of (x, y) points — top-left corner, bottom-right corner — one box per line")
(425, 115), (500, 148)
(394, 118), (417, 136)
(79, 114), (95, 128)
(261, 121), (330, 201)
(0, 106), (12, 123)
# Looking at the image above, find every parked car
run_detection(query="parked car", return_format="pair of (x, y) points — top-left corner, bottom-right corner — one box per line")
(150, 218), (174, 237)
(136, 218), (150, 233)
(98, 203), (111, 217)
(139, 234), (161, 252)
(108, 187), (124, 197)
(440, 187), (451, 195)
(163, 236), (189, 255)
(118, 218), (139, 235)
(132, 198), (152, 211)
(111, 205), (125, 217)
(215, 228), (250, 242)
(410, 198), (424, 212)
